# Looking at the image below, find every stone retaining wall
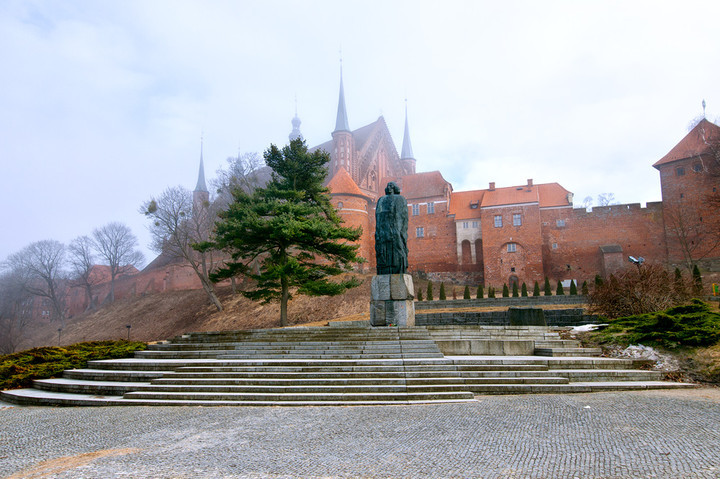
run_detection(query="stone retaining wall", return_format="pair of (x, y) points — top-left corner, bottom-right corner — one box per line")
(415, 295), (587, 310)
(416, 308), (598, 327)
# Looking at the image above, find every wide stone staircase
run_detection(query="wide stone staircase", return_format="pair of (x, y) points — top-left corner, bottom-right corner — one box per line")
(1, 325), (694, 407)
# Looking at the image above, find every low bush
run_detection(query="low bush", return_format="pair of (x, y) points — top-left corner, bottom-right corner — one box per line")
(0, 340), (147, 390)
(591, 299), (720, 350)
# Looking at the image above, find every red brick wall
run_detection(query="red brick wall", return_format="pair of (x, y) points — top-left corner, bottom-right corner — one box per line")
(540, 203), (667, 284)
(406, 197), (460, 273)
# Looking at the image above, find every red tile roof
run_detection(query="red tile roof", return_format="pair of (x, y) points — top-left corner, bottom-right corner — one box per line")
(327, 167), (366, 197)
(481, 184), (540, 208)
(382, 171), (451, 200)
(536, 183), (573, 208)
(449, 190), (485, 219)
(653, 119), (720, 168)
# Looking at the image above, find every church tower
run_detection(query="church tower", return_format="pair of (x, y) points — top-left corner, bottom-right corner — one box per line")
(193, 137), (210, 209)
(289, 99), (304, 142)
(400, 101), (417, 175)
(330, 67), (354, 179)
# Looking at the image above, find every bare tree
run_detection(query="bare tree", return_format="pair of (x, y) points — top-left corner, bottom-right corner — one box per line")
(68, 235), (99, 311)
(663, 197), (720, 270)
(596, 193), (618, 206)
(0, 270), (34, 354)
(142, 186), (223, 311)
(5, 240), (67, 325)
(92, 222), (144, 303)
(213, 152), (267, 208)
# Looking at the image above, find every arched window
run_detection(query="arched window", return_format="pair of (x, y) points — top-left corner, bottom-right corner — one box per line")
(337, 201), (344, 209)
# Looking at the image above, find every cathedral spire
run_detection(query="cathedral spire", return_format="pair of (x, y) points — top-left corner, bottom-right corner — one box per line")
(334, 65), (350, 133)
(400, 100), (415, 161)
(195, 135), (208, 193)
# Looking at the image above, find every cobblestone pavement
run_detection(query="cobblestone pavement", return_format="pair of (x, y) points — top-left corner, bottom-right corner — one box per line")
(2, 389), (720, 479)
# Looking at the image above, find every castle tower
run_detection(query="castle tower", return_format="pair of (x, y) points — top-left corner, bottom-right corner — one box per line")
(400, 101), (417, 175)
(193, 137), (210, 209)
(331, 67), (354, 179)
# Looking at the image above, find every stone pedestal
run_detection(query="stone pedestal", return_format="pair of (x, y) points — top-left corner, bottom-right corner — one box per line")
(370, 274), (415, 327)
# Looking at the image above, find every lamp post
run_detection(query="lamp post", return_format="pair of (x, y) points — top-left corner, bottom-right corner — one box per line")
(126, 325), (131, 341)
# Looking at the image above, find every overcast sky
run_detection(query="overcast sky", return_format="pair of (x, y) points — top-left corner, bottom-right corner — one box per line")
(2, 0), (718, 265)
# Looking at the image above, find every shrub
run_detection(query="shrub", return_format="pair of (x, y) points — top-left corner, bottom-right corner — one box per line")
(463, 285), (471, 300)
(556, 281), (565, 296)
(581, 280), (589, 295)
(588, 264), (692, 318)
(512, 282), (519, 297)
(476, 285), (484, 299)
(417, 288), (424, 301)
(427, 282), (434, 301)
(692, 265), (703, 297)
(533, 281), (540, 297)
(1, 340), (147, 391)
(592, 299), (720, 349)
(521, 282), (528, 297)
(544, 277), (552, 296)
(439, 282), (446, 300)
(488, 287), (496, 298)
(502, 284), (509, 297)
(569, 280), (577, 295)
(594, 274), (603, 289)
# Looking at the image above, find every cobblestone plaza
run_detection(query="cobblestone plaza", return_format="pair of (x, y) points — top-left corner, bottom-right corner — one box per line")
(1, 389), (719, 478)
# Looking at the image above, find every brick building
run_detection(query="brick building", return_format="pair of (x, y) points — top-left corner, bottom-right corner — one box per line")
(314, 75), (720, 289)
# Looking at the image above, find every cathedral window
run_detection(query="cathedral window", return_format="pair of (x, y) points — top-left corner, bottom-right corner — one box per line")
(507, 243), (517, 253)
(416, 227), (424, 238)
(513, 214), (522, 226)
(494, 215), (502, 228)
(412, 204), (420, 216)
(337, 201), (343, 209)
(427, 202), (435, 214)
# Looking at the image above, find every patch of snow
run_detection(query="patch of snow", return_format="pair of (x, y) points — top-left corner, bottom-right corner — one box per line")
(571, 324), (608, 333)
(610, 344), (681, 372)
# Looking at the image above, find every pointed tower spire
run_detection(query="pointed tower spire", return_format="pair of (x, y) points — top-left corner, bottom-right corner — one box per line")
(400, 100), (415, 160)
(400, 100), (417, 175)
(289, 95), (304, 142)
(195, 134), (208, 193)
(334, 63), (350, 133)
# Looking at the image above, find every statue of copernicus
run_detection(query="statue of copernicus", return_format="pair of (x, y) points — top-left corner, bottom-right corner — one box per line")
(375, 181), (409, 275)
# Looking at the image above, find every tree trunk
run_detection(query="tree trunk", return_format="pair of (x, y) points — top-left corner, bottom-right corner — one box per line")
(200, 276), (223, 312)
(280, 276), (289, 327)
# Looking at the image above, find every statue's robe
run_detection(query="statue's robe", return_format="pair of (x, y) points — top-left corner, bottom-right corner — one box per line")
(375, 193), (408, 275)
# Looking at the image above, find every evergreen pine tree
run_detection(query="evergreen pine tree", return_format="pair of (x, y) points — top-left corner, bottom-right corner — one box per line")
(512, 282), (519, 297)
(594, 274), (603, 288)
(581, 280), (589, 295)
(427, 282), (434, 301)
(674, 267), (686, 298)
(476, 285), (484, 299)
(488, 286), (496, 298)
(463, 285), (471, 300)
(502, 283), (509, 297)
(533, 281), (540, 297)
(439, 282), (447, 300)
(556, 280), (565, 295)
(569, 280), (577, 295)
(692, 264), (703, 297)
(417, 288), (423, 301)
(521, 282), (528, 297)
(210, 139), (362, 326)
(544, 277), (552, 296)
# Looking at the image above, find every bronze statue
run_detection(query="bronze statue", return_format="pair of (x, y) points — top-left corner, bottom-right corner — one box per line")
(375, 181), (408, 274)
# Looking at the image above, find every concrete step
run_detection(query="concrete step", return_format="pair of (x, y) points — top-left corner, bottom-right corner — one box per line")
(122, 390), (476, 402)
(469, 381), (696, 395)
(63, 369), (166, 382)
(33, 378), (150, 395)
(535, 348), (603, 357)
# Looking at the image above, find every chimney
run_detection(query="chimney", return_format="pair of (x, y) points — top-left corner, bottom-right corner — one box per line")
(527, 178), (533, 187)
(489, 182), (495, 191)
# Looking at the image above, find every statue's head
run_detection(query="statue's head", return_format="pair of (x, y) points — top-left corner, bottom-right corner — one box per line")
(385, 181), (401, 195)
